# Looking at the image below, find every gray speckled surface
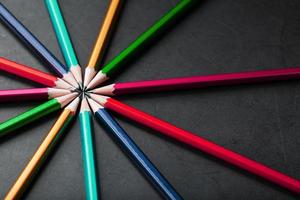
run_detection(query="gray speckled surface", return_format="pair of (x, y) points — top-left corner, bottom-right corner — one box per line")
(0, 0), (300, 199)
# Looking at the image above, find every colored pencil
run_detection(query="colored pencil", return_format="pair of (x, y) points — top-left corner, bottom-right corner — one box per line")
(5, 97), (80, 200)
(0, 88), (70, 102)
(91, 67), (300, 95)
(0, 93), (77, 137)
(91, 94), (300, 194)
(83, 0), (122, 88)
(45, 0), (82, 85)
(88, 98), (182, 200)
(86, 0), (193, 89)
(0, 3), (78, 87)
(0, 57), (73, 89)
(79, 97), (99, 200)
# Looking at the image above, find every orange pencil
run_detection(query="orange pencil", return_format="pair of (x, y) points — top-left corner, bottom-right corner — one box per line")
(83, 0), (122, 88)
(4, 97), (80, 200)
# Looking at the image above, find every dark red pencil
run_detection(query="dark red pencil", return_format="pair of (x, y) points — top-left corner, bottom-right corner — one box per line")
(91, 67), (300, 95)
(0, 88), (71, 102)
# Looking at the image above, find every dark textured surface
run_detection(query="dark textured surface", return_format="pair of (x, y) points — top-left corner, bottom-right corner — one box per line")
(0, 0), (300, 199)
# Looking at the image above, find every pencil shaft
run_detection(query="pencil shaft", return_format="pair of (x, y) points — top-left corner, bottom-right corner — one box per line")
(0, 88), (48, 102)
(5, 109), (74, 200)
(113, 67), (300, 95)
(79, 111), (98, 200)
(95, 108), (182, 200)
(87, 0), (122, 68)
(45, 0), (78, 68)
(0, 57), (57, 87)
(0, 99), (61, 136)
(103, 98), (300, 194)
(0, 3), (67, 76)
(101, 0), (192, 77)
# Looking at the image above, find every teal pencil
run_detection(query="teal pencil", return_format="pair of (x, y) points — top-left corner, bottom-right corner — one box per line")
(79, 97), (99, 200)
(45, 0), (82, 86)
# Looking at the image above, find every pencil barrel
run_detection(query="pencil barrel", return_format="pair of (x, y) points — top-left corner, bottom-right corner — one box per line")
(0, 88), (48, 102)
(4, 110), (74, 200)
(0, 3), (67, 76)
(95, 108), (182, 200)
(45, 0), (78, 68)
(0, 99), (61, 136)
(101, 0), (192, 77)
(79, 111), (99, 200)
(104, 98), (300, 194)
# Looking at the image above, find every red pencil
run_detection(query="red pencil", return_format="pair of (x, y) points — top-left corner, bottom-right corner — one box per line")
(0, 57), (73, 89)
(90, 94), (300, 194)
(0, 88), (71, 102)
(91, 67), (300, 95)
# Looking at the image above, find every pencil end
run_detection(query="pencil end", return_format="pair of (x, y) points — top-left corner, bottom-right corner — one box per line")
(89, 93), (109, 106)
(91, 84), (115, 96)
(66, 97), (80, 112)
(87, 97), (103, 113)
(62, 72), (79, 88)
(86, 70), (108, 90)
(56, 92), (78, 107)
(70, 65), (83, 86)
(54, 78), (75, 90)
(80, 97), (90, 113)
(83, 67), (97, 89)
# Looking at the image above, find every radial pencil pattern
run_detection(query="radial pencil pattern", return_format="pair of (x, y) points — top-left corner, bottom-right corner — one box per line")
(0, 0), (300, 199)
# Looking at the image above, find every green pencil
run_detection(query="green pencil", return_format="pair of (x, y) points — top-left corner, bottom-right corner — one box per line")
(0, 93), (77, 136)
(79, 97), (98, 200)
(45, 0), (82, 85)
(86, 0), (193, 89)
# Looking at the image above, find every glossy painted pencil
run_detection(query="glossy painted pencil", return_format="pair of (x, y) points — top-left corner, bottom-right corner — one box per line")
(0, 93), (77, 136)
(92, 67), (300, 95)
(45, 0), (82, 85)
(0, 3), (78, 86)
(87, 0), (193, 89)
(91, 94), (300, 194)
(79, 97), (98, 200)
(0, 88), (70, 102)
(5, 97), (80, 200)
(84, 0), (122, 87)
(0, 57), (73, 89)
(88, 98), (182, 200)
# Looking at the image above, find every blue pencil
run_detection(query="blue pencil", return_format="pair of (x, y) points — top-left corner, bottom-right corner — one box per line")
(88, 98), (182, 200)
(0, 3), (78, 87)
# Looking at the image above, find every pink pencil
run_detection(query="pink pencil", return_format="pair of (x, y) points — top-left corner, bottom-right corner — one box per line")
(0, 88), (71, 102)
(91, 67), (300, 95)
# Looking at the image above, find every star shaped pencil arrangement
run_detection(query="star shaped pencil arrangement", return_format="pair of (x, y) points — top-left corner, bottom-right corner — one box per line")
(0, 0), (300, 199)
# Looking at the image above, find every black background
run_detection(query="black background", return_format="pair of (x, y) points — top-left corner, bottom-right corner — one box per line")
(0, 0), (300, 199)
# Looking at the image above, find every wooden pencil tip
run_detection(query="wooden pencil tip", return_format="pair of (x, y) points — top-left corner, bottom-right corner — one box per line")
(89, 93), (109, 106)
(70, 65), (83, 85)
(80, 97), (90, 112)
(83, 67), (97, 88)
(54, 78), (75, 90)
(86, 70), (108, 89)
(66, 97), (80, 112)
(62, 72), (79, 88)
(48, 88), (71, 98)
(91, 84), (115, 96)
(56, 92), (78, 107)
(87, 97), (102, 113)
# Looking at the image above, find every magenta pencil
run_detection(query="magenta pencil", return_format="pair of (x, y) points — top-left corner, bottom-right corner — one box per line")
(0, 88), (71, 102)
(91, 67), (300, 95)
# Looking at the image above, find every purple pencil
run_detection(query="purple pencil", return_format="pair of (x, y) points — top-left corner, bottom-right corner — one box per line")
(0, 88), (71, 102)
(91, 67), (300, 95)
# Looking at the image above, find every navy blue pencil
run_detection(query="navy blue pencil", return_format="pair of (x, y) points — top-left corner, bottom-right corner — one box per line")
(0, 3), (77, 87)
(88, 98), (182, 200)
